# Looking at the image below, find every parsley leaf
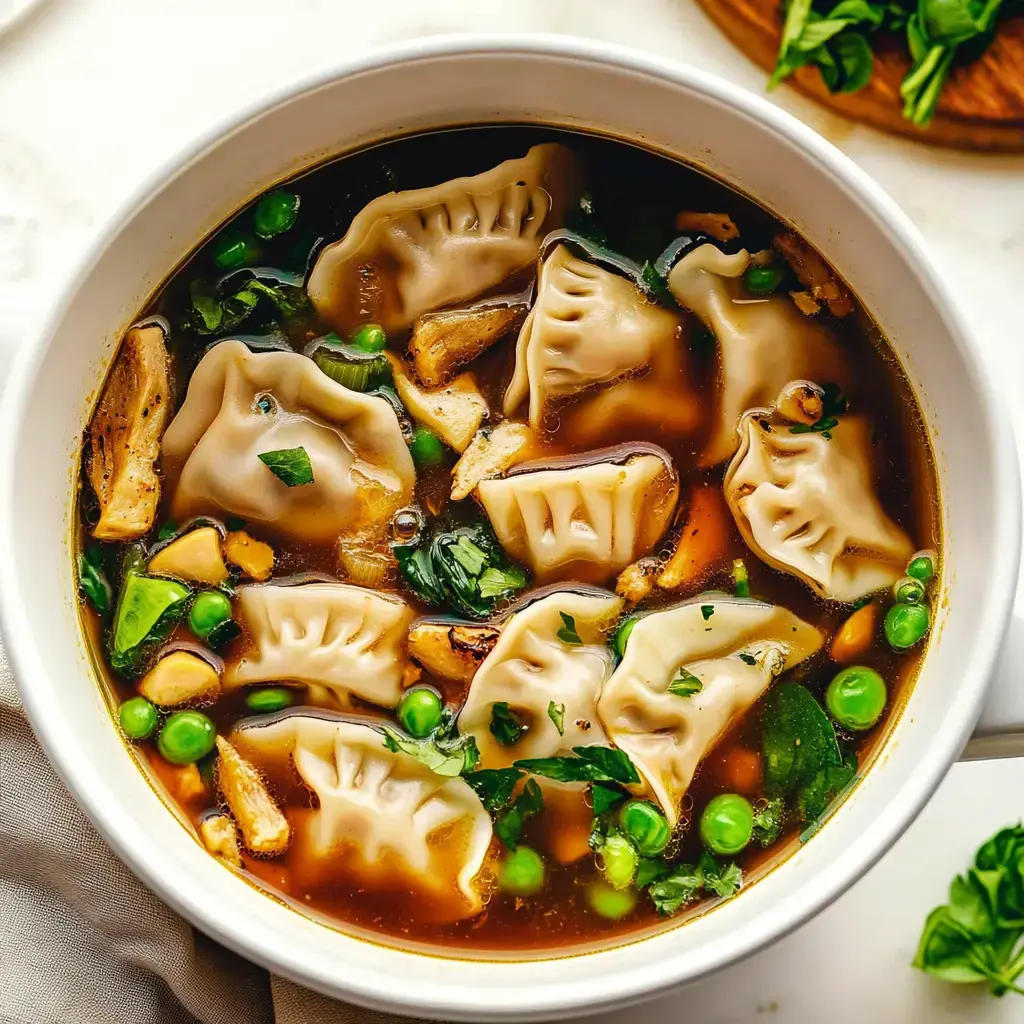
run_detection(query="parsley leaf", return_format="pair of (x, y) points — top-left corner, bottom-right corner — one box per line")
(464, 768), (524, 813)
(514, 745), (640, 785)
(382, 710), (479, 778)
(547, 701), (566, 735)
(556, 612), (582, 645)
(490, 702), (527, 747)
(667, 668), (703, 698)
(649, 865), (705, 916)
(78, 544), (112, 616)
(494, 778), (544, 850)
(739, 653), (758, 666)
(752, 797), (786, 847)
(700, 605), (715, 621)
(700, 851), (743, 898)
(590, 781), (628, 816)
(258, 446), (314, 487)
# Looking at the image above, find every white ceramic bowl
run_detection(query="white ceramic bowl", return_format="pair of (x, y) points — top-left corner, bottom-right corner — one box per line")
(1, 36), (1021, 1022)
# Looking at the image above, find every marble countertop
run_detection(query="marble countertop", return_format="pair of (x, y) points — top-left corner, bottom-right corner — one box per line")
(2, 1), (1024, 1022)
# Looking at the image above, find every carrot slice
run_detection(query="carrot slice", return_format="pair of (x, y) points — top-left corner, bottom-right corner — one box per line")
(656, 483), (733, 591)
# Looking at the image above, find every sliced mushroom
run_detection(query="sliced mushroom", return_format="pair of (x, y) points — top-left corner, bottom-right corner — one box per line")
(407, 621), (501, 685)
(450, 422), (538, 501)
(215, 736), (290, 855)
(148, 527), (229, 584)
(386, 353), (488, 453)
(224, 530), (274, 581)
(409, 302), (527, 387)
(675, 211), (740, 242)
(774, 232), (853, 317)
(138, 651), (222, 707)
(86, 322), (171, 540)
(199, 812), (244, 868)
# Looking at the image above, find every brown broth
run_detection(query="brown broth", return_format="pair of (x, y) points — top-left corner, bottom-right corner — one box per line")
(76, 125), (939, 956)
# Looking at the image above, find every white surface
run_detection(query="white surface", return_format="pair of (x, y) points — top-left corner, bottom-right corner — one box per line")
(0, 2), (1023, 1023)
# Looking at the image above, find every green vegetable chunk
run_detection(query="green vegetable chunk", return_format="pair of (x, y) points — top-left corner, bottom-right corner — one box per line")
(796, 750), (858, 824)
(733, 558), (751, 598)
(885, 601), (930, 650)
(743, 264), (785, 295)
(252, 189), (300, 239)
(409, 426), (445, 468)
(761, 681), (842, 795)
(188, 590), (233, 640)
(351, 323), (387, 353)
(893, 575), (926, 605)
(157, 710), (216, 765)
(547, 701), (565, 735)
(907, 551), (936, 582)
(612, 616), (638, 658)
(211, 230), (260, 270)
(118, 697), (158, 740)
(598, 832), (640, 889)
(258, 446), (314, 487)
(397, 687), (444, 738)
(826, 665), (887, 730)
(587, 880), (637, 920)
(701, 793), (754, 857)
(312, 341), (391, 392)
(110, 573), (191, 676)
(499, 846), (545, 896)
(245, 686), (295, 713)
(618, 800), (671, 857)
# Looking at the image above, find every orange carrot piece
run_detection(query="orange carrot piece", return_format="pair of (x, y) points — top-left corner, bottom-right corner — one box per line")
(656, 483), (733, 591)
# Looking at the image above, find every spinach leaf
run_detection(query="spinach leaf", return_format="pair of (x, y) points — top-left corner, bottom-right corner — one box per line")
(109, 572), (191, 676)
(258, 447), (314, 487)
(761, 682), (842, 796)
(495, 779), (544, 850)
(556, 612), (582, 645)
(667, 669), (703, 698)
(490, 702), (527, 747)
(78, 544), (112, 616)
(465, 768), (523, 813)
(393, 545), (444, 606)
(478, 566), (526, 599)
(382, 709), (479, 778)
(752, 797), (787, 847)
(591, 781), (628, 816)
(547, 701), (566, 735)
(184, 274), (305, 337)
(514, 745), (640, 785)
(795, 749), (858, 822)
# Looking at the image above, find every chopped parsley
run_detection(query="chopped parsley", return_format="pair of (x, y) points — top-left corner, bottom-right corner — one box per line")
(464, 767), (523, 812)
(701, 605), (715, 621)
(547, 701), (566, 735)
(494, 779), (544, 850)
(514, 745), (640, 785)
(556, 611), (582, 645)
(667, 669), (703, 698)
(258, 446), (314, 487)
(490, 702), (527, 747)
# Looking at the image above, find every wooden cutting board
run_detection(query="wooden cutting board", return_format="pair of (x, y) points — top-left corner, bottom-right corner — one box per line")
(696, 0), (1024, 151)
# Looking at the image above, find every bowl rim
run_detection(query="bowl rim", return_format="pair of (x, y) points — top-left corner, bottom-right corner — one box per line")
(0, 33), (1019, 1020)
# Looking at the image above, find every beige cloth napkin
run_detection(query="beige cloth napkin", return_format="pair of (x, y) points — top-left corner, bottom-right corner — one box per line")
(0, 638), (422, 1024)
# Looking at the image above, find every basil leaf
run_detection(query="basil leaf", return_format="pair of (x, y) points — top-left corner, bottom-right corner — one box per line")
(574, 745), (640, 784)
(490, 702), (527, 747)
(547, 701), (566, 735)
(78, 544), (112, 616)
(556, 612), (582, 645)
(494, 778), (544, 850)
(667, 669), (703, 698)
(464, 768), (524, 813)
(590, 781), (628, 816)
(762, 682), (842, 796)
(699, 851), (743, 898)
(913, 906), (991, 985)
(258, 446), (314, 487)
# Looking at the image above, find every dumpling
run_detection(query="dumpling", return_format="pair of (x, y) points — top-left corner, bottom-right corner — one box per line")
(597, 597), (823, 825)
(667, 244), (848, 468)
(225, 582), (415, 709)
(723, 404), (914, 602)
(503, 245), (698, 440)
(307, 144), (578, 335)
(459, 587), (624, 769)
(161, 341), (414, 544)
(476, 444), (679, 585)
(231, 712), (492, 920)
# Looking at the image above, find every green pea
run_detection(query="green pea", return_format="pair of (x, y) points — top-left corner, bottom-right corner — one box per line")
(351, 323), (387, 354)
(618, 800), (670, 857)
(211, 230), (260, 270)
(499, 846), (545, 896)
(409, 426), (445, 468)
(743, 264), (785, 295)
(118, 696), (158, 740)
(157, 710), (216, 765)
(907, 551), (936, 583)
(245, 686), (294, 713)
(252, 189), (299, 239)
(892, 576), (925, 605)
(885, 602), (930, 650)
(599, 833), (639, 890)
(188, 590), (233, 640)
(826, 665), (887, 731)
(613, 617), (638, 658)
(700, 793), (754, 857)
(397, 687), (443, 738)
(587, 879), (637, 920)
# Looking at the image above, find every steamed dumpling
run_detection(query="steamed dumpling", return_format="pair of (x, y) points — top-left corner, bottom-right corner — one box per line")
(308, 144), (578, 335)
(597, 597), (823, 825)
(225, 582), (415, 709)
(459, 587), (624, 768)
(232, 713), (492, 920)
(476, 444), (679, 585)
(724, 407), (914, 602)
(503, 245), (698, 440)
(161, 341), (414, 544)
(667, 244), (848, 468)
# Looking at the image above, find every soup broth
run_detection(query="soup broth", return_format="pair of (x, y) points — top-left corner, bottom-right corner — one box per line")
(75, 126), (938, 955)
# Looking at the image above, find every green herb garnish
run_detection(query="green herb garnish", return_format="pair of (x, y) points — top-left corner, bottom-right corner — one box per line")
(109, 572), (191, 676)
(667, 669), (703, 698)
(557, 612), (582, 645)
(733, 558), (751, 598)
(752, 797), (786, 847)
(648, 865), (705, 916)
(382, 710), (479, 778)
(495, 779), (545, 850)
(591, 781), (629, 816)
(477, 566), (528, 600)
(78, 544), (112, 616)
(762, 681), (843, 796)
(490, 702), (527, 747)
(700, 851), (744, 898)
(258, 446), (314, 487)
(514, 745), (640, 785)
(738, 653), (758, 666)
(464, 768), (524, 812)
(795, 750), (858, 822)
(701, 605), (715, 621)
(547, 701), (566, 735)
